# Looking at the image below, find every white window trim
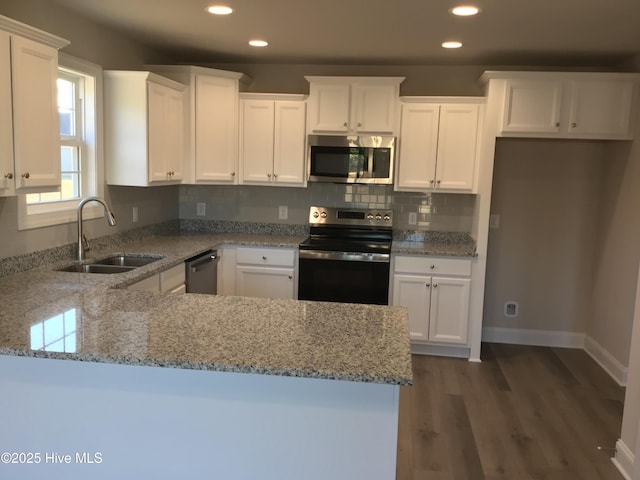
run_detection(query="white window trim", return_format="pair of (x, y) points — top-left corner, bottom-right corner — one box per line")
(17, 53), (104, 230)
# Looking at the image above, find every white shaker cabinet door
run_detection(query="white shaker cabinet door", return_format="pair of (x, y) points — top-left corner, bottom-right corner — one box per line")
(11, 35), (60, 191)
(428, 277), (470, 344)
(435, 104), (480, 191)
(236, 266), (295, 300)
(396, 103), (439, 191)
(240, 99), (275, 184)
(307, 83), (350, 133)
(501, 79), (563, 134)
(195, 75), (239, 183)
(0, 31), (14, 196)
(273, 101), (306, 185)
(351, 83), (397, 134)
(392, 274), (431, 342)
(568, 79), (635, 138)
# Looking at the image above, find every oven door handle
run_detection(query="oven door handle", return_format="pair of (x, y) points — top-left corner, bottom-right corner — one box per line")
(299, 250), (390, 263)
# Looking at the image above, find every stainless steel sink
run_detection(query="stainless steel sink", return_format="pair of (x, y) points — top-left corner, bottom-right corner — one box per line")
(93, 254), (164, 267)
(57, 264), (136, 274)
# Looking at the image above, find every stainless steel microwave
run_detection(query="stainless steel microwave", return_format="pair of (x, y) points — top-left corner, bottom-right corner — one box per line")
(307, 135), (395, 184)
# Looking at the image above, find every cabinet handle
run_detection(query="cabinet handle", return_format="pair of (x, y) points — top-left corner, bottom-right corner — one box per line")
(555, 122), (560, 127)
(22, 172), (30, 179)
(4, 172), (13, 179)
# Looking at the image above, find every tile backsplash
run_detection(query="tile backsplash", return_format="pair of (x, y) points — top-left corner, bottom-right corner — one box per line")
(179, 184), (475, 232)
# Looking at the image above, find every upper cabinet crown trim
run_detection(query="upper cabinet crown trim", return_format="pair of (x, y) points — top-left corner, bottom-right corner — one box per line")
(104, 70), (186, 91)
(239, 92), (308, 102)
(146, 64), (252, 85)
(401, 96), (485, 104)
(480, 70), (640, 83)
(0, 14), (69, 49)
(305, 76), (405, 86)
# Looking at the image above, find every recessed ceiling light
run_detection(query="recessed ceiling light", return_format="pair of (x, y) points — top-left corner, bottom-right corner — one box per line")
(249, 39), (268, 47)
(207, 5), (233, 15)
(442, 41), (463, 49)
(450, 5), (480, 16)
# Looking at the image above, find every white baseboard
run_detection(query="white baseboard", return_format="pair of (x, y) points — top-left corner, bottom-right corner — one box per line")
(411, 342), (470, 359)
(481, 327), (628, 386)
(482, 326), (585, 348)
(612, 438), (634, 480)
(584, 336), (628, 386)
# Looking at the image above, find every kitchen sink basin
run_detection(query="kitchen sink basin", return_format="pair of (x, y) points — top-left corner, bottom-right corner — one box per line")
(92, 254), (164, 267)
(57, 264), (136, 274)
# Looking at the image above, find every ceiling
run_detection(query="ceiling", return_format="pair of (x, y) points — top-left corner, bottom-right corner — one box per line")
(48, 0), (640, 67)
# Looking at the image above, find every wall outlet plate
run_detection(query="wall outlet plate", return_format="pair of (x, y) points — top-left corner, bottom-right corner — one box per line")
(408, 212), (417, 225)
(196, 202), (206, 216)
(278, 205), (288, 220)
(504, 301), (519, 318)
(132, 206), (138, 223)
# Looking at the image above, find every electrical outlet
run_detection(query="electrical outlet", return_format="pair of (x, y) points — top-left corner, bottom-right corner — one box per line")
(504, 301), (519, 318)
(278, 205), (288, 220)
(408, 212), (417, 225)
(132, 206), (139, 223)
(196, 202), (206, 216)
(489, 214), (500, 229)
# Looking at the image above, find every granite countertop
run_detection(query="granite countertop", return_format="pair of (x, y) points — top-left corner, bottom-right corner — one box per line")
(391, 231), (477, 257)
(0, 232), (413, 385)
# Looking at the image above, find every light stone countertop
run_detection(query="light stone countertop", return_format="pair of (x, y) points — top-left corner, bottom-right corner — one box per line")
(0, 233), (413, 385)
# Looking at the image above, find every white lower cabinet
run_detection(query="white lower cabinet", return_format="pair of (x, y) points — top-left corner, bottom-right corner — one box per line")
(234, 246), (296, 300)
(392, 255), (471, 345)
(127, 263), (186, 294)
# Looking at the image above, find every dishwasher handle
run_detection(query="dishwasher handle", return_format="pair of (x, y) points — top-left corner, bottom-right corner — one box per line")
(187, 251), (219, 272)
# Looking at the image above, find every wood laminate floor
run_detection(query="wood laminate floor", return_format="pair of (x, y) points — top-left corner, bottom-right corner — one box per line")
(396, 343), (626, 480)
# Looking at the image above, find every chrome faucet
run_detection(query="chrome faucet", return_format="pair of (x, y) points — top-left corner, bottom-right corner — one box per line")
(77, 196), (117, 261)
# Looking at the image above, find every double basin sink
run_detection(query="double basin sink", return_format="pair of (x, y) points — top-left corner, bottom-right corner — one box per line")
(57, 254), (163, 274)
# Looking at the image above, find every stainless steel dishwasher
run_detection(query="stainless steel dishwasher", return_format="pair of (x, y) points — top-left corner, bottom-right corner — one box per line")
(185, 250), (218, 294)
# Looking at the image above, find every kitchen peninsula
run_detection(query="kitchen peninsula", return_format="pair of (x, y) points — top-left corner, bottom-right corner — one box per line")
(0, 232), (412, 480)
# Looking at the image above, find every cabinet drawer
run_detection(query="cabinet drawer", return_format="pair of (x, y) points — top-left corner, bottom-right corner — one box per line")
(160, 263), (186, 292)
(236, 247), (295, 267)
(394, 255), (471, 276)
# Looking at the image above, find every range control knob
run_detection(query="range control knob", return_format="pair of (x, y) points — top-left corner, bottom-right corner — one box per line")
(383, 214), (391, 222)
(320, 211), (327, 218)
(367, 213), (374, 220)
(375, 213), (382, 221)
(312, 211), (319, 218)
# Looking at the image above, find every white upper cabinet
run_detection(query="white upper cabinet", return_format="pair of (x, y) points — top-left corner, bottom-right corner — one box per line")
(305, 76), (404, 135)
(148, 66), (250, 185)
(105, 71), (185, 186)
(0, 16), (69, 197)
(396, 99), (482, 193)
(239, 94), (306, 187)
(482, 71), (640, 140)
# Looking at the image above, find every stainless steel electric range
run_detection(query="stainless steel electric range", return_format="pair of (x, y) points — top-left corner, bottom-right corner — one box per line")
(298, 206), (393, 305)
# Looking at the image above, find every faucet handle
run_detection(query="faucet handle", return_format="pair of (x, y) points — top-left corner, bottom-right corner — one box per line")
(82, 234), (90, 252)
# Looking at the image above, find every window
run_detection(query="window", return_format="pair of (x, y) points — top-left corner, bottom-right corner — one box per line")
(18, 54), (103, 230)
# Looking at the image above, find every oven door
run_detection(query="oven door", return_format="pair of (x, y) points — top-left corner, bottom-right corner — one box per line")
(298, 251), (390, 305)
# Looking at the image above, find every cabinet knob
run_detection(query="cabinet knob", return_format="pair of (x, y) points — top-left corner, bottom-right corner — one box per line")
(273, 173), (278, 179)
(430, 264), (435, 269)
(22, 172), (30, 179)
(571, 122), (577, 128)
(436, 180), (441, 185)
(426, 283), (431, 287)
(262, 256), (267, 260)
(429, 179), (434, 184)
(4, 172), (13, 179)
(343, 122), (348, 127)
(357, 122), (362, 127)
(433, 283), (438, 288)
(267, 173), (272, 178)
(555, 122), (560, 127)
(288, 275), (292, 280)
(231, 172), (236, 177)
